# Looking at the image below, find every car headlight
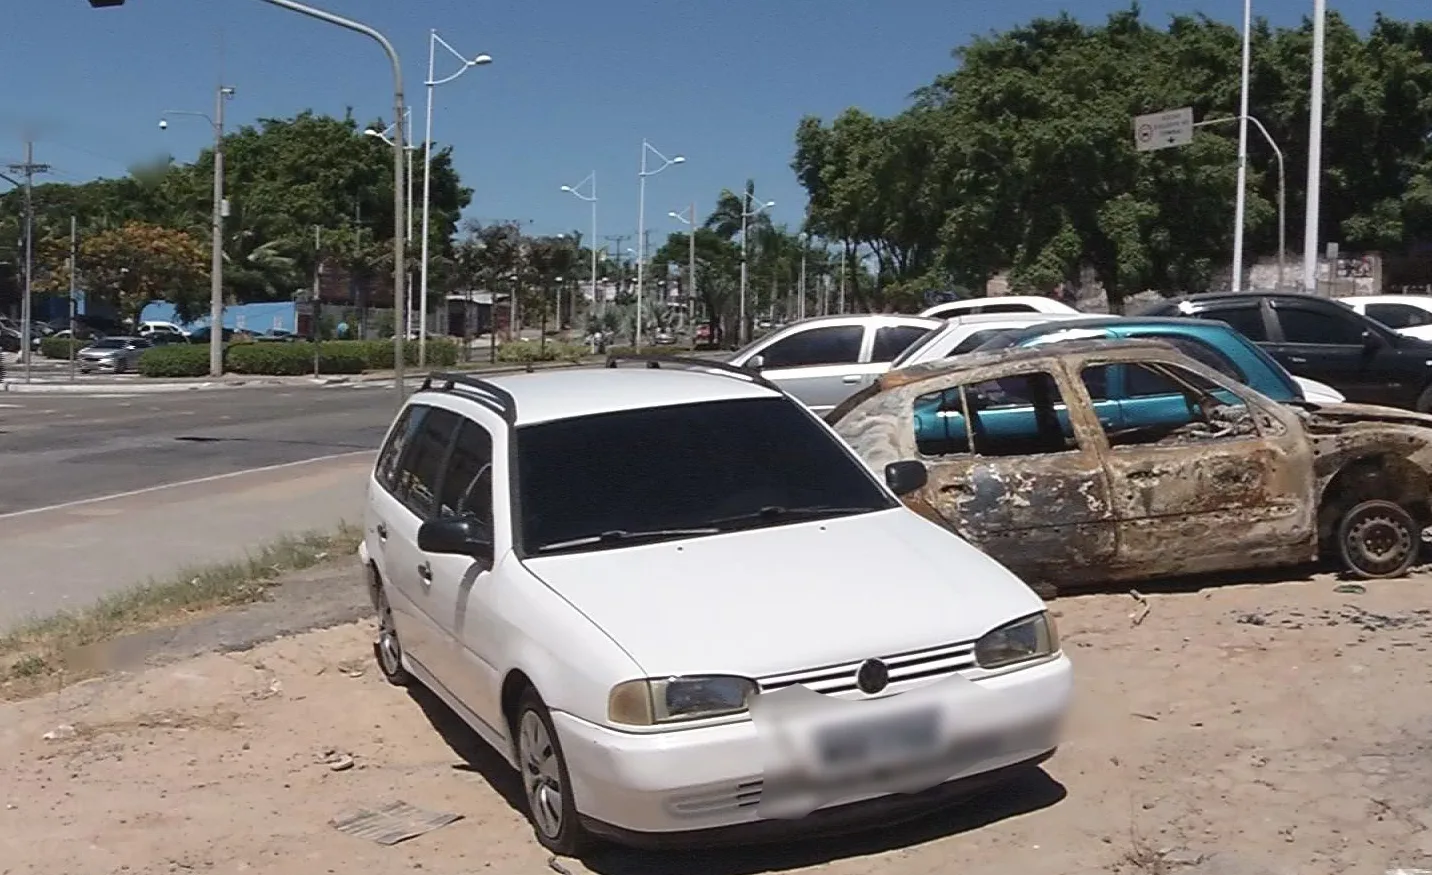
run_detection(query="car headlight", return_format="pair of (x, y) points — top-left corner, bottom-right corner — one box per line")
(974, 612), (1059, 670)
(608, 675), (758, 726)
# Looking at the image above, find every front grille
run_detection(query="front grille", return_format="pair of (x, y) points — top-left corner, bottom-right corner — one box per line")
(666, 779), (763, 817)
(759, 641), (978, 696)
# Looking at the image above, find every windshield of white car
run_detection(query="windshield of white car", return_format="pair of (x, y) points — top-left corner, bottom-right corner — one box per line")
(515, 397), (897, 556)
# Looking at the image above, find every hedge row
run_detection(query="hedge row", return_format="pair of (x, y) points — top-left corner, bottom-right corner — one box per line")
(39, 337), (82, 359)
(134, 338), (460, 378)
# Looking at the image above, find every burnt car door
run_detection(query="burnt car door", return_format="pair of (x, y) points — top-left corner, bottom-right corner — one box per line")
(1075, 357), (1317, 578)
(834, 360), (1117, 581)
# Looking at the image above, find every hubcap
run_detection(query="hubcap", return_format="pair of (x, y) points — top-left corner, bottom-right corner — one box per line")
(375, 595), (403, 676)
(519, 710), (564, 838)
(1347, 512), (1413, 574)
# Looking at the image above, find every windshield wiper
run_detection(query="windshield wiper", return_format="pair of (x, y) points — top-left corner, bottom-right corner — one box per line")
(535, 527), (720, 553)
(707, 505), (880, 528)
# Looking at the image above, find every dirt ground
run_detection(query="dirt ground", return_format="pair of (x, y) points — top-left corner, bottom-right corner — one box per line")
(4, 563), (1432, 875)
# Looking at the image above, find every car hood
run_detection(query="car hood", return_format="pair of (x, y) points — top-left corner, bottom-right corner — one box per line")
(520, 508), (1044, 679)
(1297, 400), (1432, 430)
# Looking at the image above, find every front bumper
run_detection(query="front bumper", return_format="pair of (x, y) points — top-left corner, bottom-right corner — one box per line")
(79, 357), (118, 372)
(553, 653), (1072, 844)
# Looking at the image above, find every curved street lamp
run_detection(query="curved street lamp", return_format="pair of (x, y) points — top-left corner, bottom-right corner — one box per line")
(635, 140), (684, 350)
(560, 172), (599, 319)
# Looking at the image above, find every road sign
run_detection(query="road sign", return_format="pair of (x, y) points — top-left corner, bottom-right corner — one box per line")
(1133, 107), (1194, 152)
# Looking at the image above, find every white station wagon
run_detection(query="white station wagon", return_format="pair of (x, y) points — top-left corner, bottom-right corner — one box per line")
(360, 359), (1073, 853)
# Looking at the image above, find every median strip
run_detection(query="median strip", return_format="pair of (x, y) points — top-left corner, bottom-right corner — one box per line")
(0, 522), (363, 700)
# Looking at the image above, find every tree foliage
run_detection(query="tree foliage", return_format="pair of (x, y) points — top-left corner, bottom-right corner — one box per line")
(794, 8), (1432, 309)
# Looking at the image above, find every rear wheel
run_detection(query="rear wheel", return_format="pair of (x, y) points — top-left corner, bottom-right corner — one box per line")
(1337, 499), (1420, 579)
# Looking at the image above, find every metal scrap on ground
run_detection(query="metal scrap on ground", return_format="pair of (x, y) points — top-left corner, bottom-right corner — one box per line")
(329, 800), (463, 845)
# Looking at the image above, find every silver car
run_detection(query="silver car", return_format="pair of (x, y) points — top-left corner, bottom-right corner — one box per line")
(728, 314), (942, 414)
(78, 336), (153, 374)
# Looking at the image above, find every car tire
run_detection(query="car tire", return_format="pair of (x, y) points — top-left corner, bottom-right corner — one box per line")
(513, 687), (592, 857)
(371, 584), (413, 686)
(1336, 499), (1420, 579)
(1416, 384), (1432, 413)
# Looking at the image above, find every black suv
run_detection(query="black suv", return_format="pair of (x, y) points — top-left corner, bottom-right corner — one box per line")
(1138, 292), (1432, 411)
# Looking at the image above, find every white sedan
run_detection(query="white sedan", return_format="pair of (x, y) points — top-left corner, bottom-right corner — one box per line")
(1337, 295), (1432, 342)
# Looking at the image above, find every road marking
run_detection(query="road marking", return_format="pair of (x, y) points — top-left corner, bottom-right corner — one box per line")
(0, 403), (20, 409)
(0, 450), (373, 521)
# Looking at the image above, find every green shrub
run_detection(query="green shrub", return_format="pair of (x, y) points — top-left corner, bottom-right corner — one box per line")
(495, 341), (588, 364)
(347, 338), (460, 370)
(138, 344), (211, 378)
(39, 337), (82, 359)
(605, 344), (694, 357)
(227, 342), (314, 376)
(315, 342), (366, 374)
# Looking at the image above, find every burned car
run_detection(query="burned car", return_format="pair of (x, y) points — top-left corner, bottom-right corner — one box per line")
(826, 338), (1432, 594)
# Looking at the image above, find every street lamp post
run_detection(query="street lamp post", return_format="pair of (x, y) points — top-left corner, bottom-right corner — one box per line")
(366, 109), (417, 339)
(253, 0), (408, 402)
(635, 140), (684, 351)
(737, 190), (775, 346)
(1230, 0), (1253, 291)
(668, 204), (697, 328)
(161, 84), (234, 377)
(798, 232), (808, 321)
(560, 172), (599, 320)
(1303, 0), (1329, 293)
(422, 31), (492, 366)
(1195, 115), (1287, 289)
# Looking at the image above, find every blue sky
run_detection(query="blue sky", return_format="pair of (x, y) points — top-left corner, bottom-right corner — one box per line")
(1, 0), (1420, 248)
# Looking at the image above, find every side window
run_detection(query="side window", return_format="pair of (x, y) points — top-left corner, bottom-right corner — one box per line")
(949, 329), (1010, 356)
(1207, 306), (1269, 341)
(376, 405), (428, 491)
(913, 371), (1076, 458)
(393, 408), (463, 518)
(871, 325), (933, 362)
(759, 325), (864, 368)
(1159, 337), (1246, 382)
(1275, 307), (1366, 345)
(1082, 362), (1258, 448)
(1367, 303), (1432, 329)
(436, 421), (495, 527)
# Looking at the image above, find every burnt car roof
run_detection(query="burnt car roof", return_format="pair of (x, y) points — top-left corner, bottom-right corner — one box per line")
(870, 336), (1186, 391)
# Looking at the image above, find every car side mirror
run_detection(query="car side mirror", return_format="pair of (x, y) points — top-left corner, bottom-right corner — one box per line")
(417, 517), (494, 561)
(1362, 329), (1384, 350)
(885, 460), (928, 497)
(744, 353), (765, 371)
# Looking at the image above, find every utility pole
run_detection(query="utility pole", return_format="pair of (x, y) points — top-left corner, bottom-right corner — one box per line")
(68, 215), (78, 383)
(604, 234), (630, 299)
(9, 141), (50, 383)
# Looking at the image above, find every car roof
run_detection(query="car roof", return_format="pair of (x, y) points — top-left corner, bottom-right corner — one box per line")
(936, 311), (1085, 327)
(1005, 314), (1233, 333)
(773, 313), (942, 328)
(420, 366), (783, 426)
(1141, 290), (1335, 310)
(926, 295), (1063, 308)
(871, 337), (1189, 389)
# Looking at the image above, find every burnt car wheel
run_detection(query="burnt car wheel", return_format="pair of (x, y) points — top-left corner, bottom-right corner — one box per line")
(1337, 499), (1419, 579)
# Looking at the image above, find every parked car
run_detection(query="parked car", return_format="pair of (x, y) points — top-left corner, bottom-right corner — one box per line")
(77, 336), (152, 374)
(186, 326), (237, 344)
(0, 326), (20, 353)
(361, 363), (1071, 852)
(892, 313), (1090, 365)
(139, 320), (188, 338)
(146, 331), (190, 346)
(827, 338), (1432, 590)
(919, 295), (1080, 320)
(1139, 292), (1432, 411)
(1337, 295), (1432, 342)
(729, 314), (943, 414)
(968, 315), (1345, 404)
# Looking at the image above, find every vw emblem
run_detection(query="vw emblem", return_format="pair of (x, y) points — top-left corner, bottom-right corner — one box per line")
(856, 658), (890, 695)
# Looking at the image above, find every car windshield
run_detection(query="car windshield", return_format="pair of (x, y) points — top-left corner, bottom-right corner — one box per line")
(889, 325), (946, 367)
(515, 397), (897, 556)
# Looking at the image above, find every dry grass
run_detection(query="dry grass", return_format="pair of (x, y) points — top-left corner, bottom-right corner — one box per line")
(0, 522), (362, 697)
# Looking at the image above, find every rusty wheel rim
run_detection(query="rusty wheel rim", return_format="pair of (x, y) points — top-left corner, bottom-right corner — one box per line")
(1345, 510), (1414, 576)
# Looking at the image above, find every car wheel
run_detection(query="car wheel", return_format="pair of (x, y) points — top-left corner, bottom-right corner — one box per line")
(1337, 499), (1420, 579)
(514, 688), (591, 857)
(1414, 384), (1432, 413)
(371, 584), (412, 686)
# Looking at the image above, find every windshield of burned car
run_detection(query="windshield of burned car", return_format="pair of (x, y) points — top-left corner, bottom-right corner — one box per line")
(515, 397), (897, 555)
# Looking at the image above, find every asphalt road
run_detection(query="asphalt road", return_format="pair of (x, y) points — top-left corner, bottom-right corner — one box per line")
(0, 383), (397, 515)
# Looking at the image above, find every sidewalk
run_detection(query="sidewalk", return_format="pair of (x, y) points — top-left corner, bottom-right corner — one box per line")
(0, 453), (373, 629)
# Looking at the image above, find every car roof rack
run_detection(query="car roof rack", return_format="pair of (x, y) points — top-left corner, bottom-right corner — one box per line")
(603, 353), (783, 393)
(419, 371), (518, 423)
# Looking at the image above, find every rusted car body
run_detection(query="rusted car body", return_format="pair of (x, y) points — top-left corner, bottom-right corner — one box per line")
(826, 339), (1432, 593)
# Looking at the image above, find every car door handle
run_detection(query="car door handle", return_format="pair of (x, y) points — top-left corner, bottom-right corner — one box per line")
(842, 374), (862, 383)
(417, 562), (433, 585)
(375, 522), (388, 541)
(1287, 356), (1307, 364)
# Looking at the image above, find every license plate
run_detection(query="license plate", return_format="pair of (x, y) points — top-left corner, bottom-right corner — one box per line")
(815, 707), (940, 768)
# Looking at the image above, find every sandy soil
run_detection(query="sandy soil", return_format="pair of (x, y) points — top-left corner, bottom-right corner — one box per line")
(4, 567), (1432, 875)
